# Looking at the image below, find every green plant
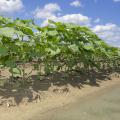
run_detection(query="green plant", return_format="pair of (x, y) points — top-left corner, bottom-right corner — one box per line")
(0, 16), (119, 85)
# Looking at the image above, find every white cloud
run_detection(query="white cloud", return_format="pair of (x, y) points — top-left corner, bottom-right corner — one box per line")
(94, 18), (100, 23)
(33, 3), (61, 19)
(33, 3), (90, 27)
(92, 24), (120, 47)
(0, 0), (23, 15)
(33, 2), (120, 48)
(42, 14), (91, 27)
(113, 0), (120, 2)
(70, 0), (82, 7)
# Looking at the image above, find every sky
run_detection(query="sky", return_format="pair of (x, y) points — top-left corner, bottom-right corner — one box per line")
(0, 0), (120, 47)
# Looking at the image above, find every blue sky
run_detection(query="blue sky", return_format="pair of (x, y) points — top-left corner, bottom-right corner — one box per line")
(0, 0), (120, 47)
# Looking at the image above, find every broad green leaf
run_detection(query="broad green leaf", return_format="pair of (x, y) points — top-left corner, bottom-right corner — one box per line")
(84, 45), (94, 51)
(0, 45), (8, 56)
(9, 68), (21, 75)
(5, 60), (16, 68)
(47, 30), (58, 36)
(0, 27), (15, 38)
(68, 44), (79, 53)
(46, 48), (61, 56)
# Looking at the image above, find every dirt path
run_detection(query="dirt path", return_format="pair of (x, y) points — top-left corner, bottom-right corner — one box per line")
(0, 78), (120, 120)
(37, 79), (120, 120)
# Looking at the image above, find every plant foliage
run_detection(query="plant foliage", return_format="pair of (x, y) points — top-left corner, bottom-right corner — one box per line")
(0, 16), (120, 80)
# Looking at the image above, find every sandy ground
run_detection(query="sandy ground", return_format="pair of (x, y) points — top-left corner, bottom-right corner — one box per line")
(0, 75), (120, 120)
(39, 78), (120, 120)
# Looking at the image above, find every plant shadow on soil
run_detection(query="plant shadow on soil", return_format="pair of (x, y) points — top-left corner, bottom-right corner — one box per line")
(0, 68), (119, 106)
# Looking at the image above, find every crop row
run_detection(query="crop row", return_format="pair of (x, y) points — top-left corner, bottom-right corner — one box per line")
(0, 16), (120, 81)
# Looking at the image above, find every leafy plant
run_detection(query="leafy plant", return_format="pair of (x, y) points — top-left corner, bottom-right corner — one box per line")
(0, 16), (119, 86)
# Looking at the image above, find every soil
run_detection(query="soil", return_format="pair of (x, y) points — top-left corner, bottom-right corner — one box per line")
(0, 66), (120, 120)
(38, 78), (120, 120)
